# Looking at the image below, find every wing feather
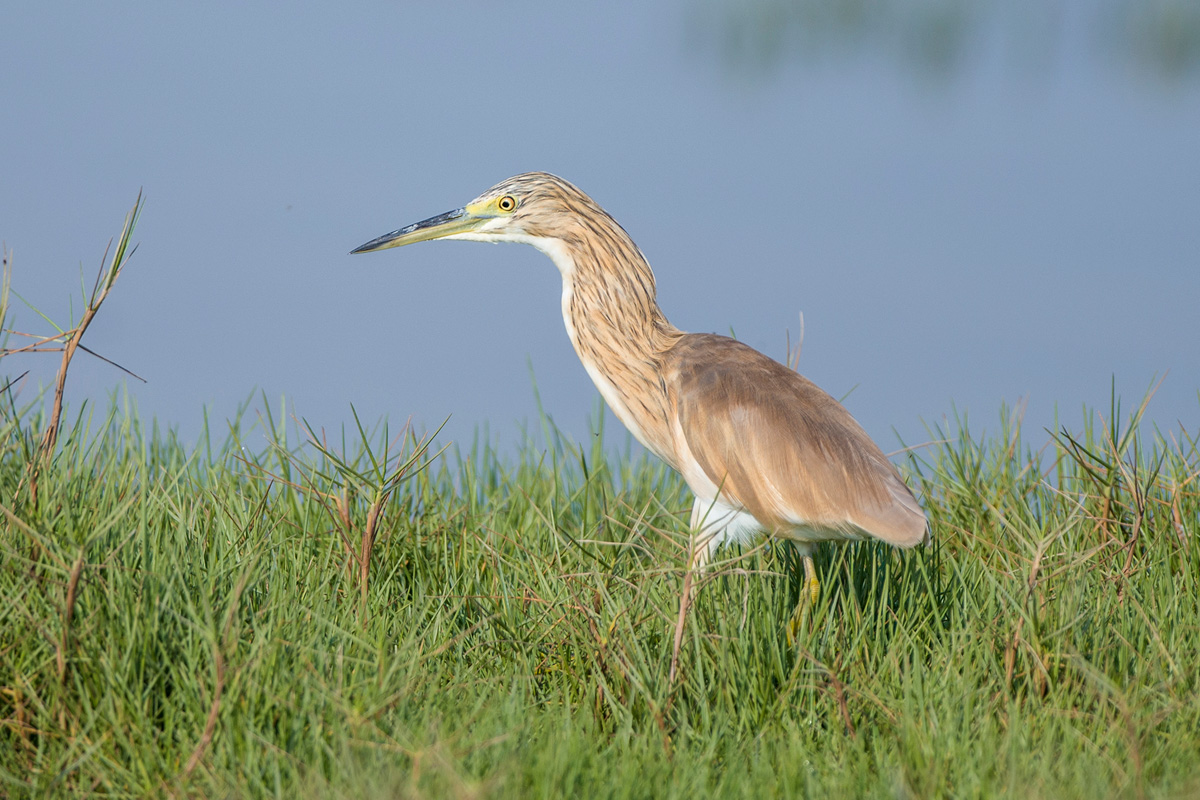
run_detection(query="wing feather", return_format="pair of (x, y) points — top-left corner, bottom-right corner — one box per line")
(665, 334), (927, 547)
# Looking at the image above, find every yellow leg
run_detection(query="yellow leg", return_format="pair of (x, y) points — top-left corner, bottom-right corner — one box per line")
(803, 554), (820, 605)
(786, 553), (821, 644)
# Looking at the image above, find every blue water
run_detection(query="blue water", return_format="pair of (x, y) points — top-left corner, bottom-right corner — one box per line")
(2, 1), (1197, 458)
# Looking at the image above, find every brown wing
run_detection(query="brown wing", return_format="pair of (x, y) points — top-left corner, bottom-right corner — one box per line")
(665, 334), (927, 546)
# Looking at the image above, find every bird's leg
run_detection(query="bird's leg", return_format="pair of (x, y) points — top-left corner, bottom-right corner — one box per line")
(671, 498), (727, 685)
(803, 553), (820, 605)
(686, 497), (728, 596)
(787, 543), (820, 644)
(687, 530), (719, 578)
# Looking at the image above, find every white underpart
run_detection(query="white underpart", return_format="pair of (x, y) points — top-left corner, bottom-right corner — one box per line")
(447, 229), (653, 450)
(670, 415), (721, 501)
(689, 496), (765, 570)
(670, 414), (769, 568)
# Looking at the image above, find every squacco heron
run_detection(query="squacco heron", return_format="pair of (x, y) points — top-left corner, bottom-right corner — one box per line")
(352, 172), (927, 607)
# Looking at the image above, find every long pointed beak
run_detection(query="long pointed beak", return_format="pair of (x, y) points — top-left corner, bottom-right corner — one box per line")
(350, 207), (486, 254)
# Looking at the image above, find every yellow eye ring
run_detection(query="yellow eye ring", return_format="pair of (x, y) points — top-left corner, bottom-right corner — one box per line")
(497, 195), (517, 212)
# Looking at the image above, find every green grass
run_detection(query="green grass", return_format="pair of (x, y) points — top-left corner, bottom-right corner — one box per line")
(1, 386), (1197, 798)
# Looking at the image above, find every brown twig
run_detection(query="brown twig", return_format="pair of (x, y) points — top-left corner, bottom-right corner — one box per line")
(181, 643), (225, 779)
(56, 553), (86, 685)
(178, 555), (254, 788)
(798, 649), (858, 738)
(27, 192), (142, 507)
(827, 656), (857, 740)
(668, 564), (694, 687)
(360, 498), (382, 616)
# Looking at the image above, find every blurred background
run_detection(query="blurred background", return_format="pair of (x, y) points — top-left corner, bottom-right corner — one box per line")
(2, 1), (1198, 457)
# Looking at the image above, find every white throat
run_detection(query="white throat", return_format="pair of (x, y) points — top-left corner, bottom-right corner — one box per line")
(445, 231), (576, 278)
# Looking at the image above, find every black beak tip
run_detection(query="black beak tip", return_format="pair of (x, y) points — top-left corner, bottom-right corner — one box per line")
(350, 233), (395, 255)
(348, 208), (468, 257)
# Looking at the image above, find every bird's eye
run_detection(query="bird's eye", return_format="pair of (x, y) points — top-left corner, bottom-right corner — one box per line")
(497, 195), (517, 212)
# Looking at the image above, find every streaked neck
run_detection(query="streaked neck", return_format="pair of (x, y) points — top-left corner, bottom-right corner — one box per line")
(529, 229), (682, 463)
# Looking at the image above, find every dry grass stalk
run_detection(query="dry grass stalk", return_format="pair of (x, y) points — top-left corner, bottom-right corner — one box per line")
(179, 634), (225, 783)
(56, 553), (86, 686)
(3, 193), (144, 508)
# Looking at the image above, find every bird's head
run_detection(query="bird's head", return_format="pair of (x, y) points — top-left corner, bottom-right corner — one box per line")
(351, 172), (602, 255)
